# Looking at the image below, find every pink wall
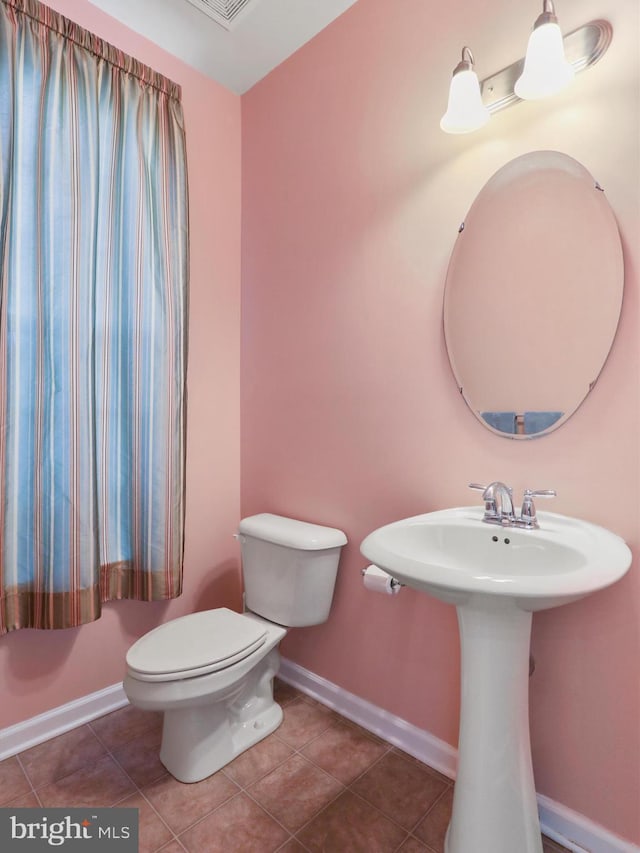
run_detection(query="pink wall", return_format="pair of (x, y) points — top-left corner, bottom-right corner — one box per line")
(1, 0), (638, 845)
(241, 0), (640, 845)
(0, 0), (242, 728)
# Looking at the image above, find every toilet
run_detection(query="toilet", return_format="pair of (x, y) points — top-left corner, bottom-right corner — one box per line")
(123, 513), (347, 783)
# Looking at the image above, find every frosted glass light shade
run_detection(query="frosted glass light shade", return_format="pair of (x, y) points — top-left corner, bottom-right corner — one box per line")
(514, 22), (575, 100)
(440, 69), (490, 134)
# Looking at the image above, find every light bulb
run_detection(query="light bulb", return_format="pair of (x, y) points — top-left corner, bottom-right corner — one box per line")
(515, 3), (575, 100)
(440, 49), (490, 134)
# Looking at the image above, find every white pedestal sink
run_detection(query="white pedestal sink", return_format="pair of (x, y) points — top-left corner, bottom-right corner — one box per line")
(361, 507), (632, 853)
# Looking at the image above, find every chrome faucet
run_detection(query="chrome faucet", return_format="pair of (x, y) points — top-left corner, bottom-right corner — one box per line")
(469, 483), (556, 529)
(469, 482), (516, 525)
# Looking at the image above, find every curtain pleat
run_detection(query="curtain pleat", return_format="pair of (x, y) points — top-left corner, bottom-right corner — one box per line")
(0, 0), (188, 634)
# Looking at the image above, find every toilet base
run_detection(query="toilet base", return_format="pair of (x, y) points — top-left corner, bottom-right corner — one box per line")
(158, 647), (284, 783)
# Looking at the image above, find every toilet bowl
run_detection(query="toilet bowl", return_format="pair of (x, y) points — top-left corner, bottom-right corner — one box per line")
(124, 514), (346, 783)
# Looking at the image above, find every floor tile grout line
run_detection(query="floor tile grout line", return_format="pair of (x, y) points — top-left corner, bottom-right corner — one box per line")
(4, 710), (570, 853)
(68, 734), (145, 807)
(5, 678), (565, 852)
(84, 717), (182, 831)
(391, 831), (416, 853)
(219, 738), (360, 847)
(290, 714), (395, 754)
(223, 742), (297, 790)
(343, 785), (427, 837)
(15, 723), (111, 795)
(16, 751), (132, 806)
(273, 716), (396, 788)
(273, 837), (305, 853)
(223, 708), (439, 844)
(148, 776), (248, 843)
(13, 696), (328, 848)
(276, 686), (453, 791)
(421, 842), (442, 853)
(288, 783), (440, 851)
(97, 746), (183, 848)
(243, 748), (349, 819)
(403, 784), (452, 837)
(87, 718), (122, 751)
(251, 696), (567, 852)
(241, 783), (318, 847)
(158, 839), (187, 853)
(13, 752), (42, 805)
(288, 783), (356, 847)
(154, 835), (187, 853)
(106, 737), (169, 792)
(168, 784), (306, 853)
(222, 728), (354, 844)
(167, 787), (245, 846)
(276, 682), (451, 783)
(296, 746), (393, 789)
(388, 745), (455, 788)
(273, 715), (454, 840)
(296, 735), (394, 797)
(87, 716), (162, 757)
(274, 684), (459, 850)
(289, 833), (313, 852)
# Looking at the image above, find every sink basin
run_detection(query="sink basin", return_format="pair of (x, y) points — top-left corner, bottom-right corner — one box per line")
(360, 506), (631, 611)
(360, 506), (632, 853)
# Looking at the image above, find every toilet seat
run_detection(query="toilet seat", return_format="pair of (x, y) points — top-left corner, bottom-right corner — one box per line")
(126, 608), (267, 682)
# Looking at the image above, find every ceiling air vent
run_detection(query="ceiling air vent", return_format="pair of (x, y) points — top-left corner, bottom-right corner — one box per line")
(183, 0), (257, 31)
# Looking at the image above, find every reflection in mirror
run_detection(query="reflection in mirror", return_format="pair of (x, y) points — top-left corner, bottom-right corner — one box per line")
(443, 151), (624, 438)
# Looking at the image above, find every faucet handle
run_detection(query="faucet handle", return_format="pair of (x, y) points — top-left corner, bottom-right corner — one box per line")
(520, 489), (556, 527)
(468, 483), (498, 520)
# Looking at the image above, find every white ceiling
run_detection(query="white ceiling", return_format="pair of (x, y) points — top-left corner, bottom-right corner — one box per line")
(87, 0), (358, 94)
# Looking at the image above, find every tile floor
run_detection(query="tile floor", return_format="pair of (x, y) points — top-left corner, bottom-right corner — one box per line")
(1, 680), (570, 853)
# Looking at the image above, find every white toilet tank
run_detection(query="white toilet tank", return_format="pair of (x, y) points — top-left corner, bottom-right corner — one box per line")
(238, 514), (347, 627)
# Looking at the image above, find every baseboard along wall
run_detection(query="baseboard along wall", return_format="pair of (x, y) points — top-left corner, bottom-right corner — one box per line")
(0, 658), (637, 853)
(276, 659), (639, 853)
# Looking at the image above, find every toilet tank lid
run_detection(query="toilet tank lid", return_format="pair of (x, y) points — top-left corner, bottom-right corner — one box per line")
(239, 513), (347, 550)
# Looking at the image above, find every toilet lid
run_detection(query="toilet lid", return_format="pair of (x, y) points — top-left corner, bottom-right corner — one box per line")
(126, 608), (268, 681)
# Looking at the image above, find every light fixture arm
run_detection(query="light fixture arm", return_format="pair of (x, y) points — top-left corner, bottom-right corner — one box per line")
(453, 47), (475, 75)
(535, 0), (558, 28)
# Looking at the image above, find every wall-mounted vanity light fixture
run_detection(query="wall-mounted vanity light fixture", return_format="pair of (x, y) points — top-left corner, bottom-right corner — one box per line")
(440, 1), (612, 134)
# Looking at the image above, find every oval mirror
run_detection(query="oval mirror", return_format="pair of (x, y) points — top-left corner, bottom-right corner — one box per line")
(443, 150), (624, 438)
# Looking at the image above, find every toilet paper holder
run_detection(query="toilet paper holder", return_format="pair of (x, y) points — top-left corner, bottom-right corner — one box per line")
(361, 566), (404, 592)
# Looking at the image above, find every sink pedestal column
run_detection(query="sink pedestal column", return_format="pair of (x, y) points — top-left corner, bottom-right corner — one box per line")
(445, 601), (542, 853)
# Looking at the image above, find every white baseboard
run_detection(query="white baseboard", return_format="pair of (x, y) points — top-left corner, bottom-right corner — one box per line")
(0, 683), (128, 761)
(278, 657), (458, 780)
(1, 662), (637, 853)
(537, 795), (639, 853)
(278, 658), (639, 853)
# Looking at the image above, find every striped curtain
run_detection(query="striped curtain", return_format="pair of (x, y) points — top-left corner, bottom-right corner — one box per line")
(0, 0), (188, 634)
